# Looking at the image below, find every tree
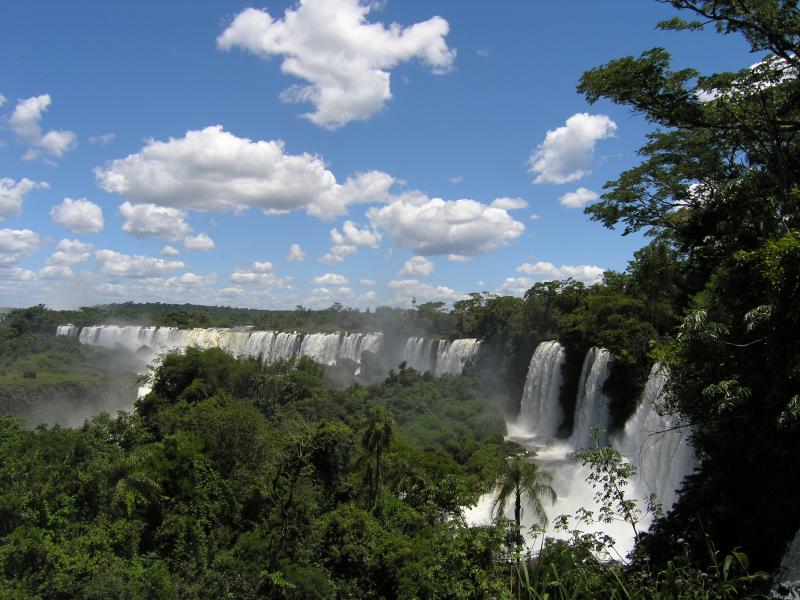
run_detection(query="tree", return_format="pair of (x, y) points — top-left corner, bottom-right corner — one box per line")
(491, 456), (556, 549)
(576, 0), (800, 570)
(361, 406), (395, 509)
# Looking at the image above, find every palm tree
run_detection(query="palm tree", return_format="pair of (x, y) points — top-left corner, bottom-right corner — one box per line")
(492, 456), (556, 548)
(362, 406), (395, 508)
(110, 450), (162, 518)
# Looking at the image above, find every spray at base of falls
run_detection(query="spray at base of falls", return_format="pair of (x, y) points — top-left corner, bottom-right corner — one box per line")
(467, 345), (695, 557)
(464, 443), (647, 559)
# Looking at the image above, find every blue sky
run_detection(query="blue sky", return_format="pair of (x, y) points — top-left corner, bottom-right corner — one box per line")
(0, 0), (755, 309)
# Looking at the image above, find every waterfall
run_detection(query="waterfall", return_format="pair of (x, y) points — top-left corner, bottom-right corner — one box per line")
(338, 332), (383, 363)
(77, 325), (168, 353)
(401, 337), (438, 373)
(514, 341), (566, 441)
(56, 325), (79, 337)
(299, 333), (342, 366)
(242, 331), (274, 359)
(613, 363), (695, 511)
(435, 338), (480, 376)
(569, 348), (612, 448)
(60, 325), (384, 370)
(270, 332), (301, 362)
(59, 326), (475, 376)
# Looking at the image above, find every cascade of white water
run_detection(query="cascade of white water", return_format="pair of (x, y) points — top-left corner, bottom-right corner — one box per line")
(271, 332), (301, 362)
(359, 333), (383, 357)
(78, 325), (157, 352)
(56, 325), (79, 337)
(149, 327), (180, 352)
(299, 333), (342, 365)
(183, 328), (222, 351)
(216, 330), (251, 357)
(435, 338), (481, 375)
(242, 331), (274, 359)
(613, 363), (695, 511)
(64, 326), (469, 377)
(338, 332), (383, 363)
(338, 333), (361, 363)
(514, 341), (566, 441)
(401, 337), (437, 373)
(569, 348), (612, 448)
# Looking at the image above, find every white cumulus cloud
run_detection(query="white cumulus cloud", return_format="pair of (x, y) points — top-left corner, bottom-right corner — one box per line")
(95, 126), (395, 220)
(516, 261), (605, 284)
(387, 279), (464, 304)
(559, 187), (599, 208)
(313, 272), (348, 286)
(95, 249), (185, 278)
(490, 197), (527, 210)
(47, 239), (93, 266)
(39, 265), (74, 279)
(319, 248), (353, 265)
(119, 201), (191, 240)
(0, 178), (49, 220)
(496, 277), (536, 296)
(368, 196), (524, 256)
(321, 220), (381, 264)
(168, 272), (218, 287)
(286, 243), (306, 262)
(9, 94), (77, 160)
(0, 94), (6, 108)
(217, 0), (455, 129)
(399, 256), (434, 277)
(161, 245), (180, 256)
(50, 198), (104, 234)
(360, 278), (376, 286)
(230, 262), (291, 287)
(331, 220), (381, 248)
(252, 261), (274, 273)
(529, 113), (616, 184)
(2, 267), (37, 282)
(184, 232), (215, 251)
(89, 133), (116, 145)
(0, 228), (44, 265)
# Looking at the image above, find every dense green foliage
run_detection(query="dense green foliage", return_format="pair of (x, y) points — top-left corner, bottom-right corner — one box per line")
(39, 301), (456, 337)
(36, 275), (675, 429)
(0, 305), (139, 426)
(575, 0), (800, 576)
(0, 345), (521, 598)
(2, 1), (800, 596)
